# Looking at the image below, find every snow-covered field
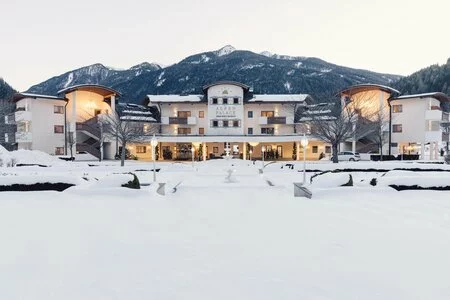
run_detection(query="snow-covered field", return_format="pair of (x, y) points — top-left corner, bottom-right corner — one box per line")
(1, 153), (450, 299)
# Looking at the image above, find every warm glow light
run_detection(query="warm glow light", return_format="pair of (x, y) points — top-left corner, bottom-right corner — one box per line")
(262, 146), (266, 152)
(300, 135), (309, 148)
(249, 142), (259, 147)
(150, 134), (158, 147)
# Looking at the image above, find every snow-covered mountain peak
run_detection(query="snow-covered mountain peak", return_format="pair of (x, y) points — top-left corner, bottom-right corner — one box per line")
(214, 45), (236, 57)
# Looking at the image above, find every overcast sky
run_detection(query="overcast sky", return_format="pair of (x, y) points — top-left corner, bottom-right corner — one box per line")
(1, 0), (449, 91)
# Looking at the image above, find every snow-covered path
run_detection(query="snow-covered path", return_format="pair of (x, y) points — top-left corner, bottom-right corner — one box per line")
(1, 159), (450, 299)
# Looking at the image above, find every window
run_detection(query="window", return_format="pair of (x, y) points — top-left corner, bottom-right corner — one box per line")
(233, 98), (239, 104)
(213, 146), (219, 154)
(393, 124), (402, 133)
(261, 127), (274, 134)
(54, 125), (64, 133)
(212, 120), (218, 127)
(325, 146), (331, 154)
(212, 98), (218, 104)
(199, 111), (204, 118)
(248, 128), (253, 135)
(312, 146), (318, 153)
(392, 105), (402, 113)
(4, 133), (9, 143)
(222, 97), (228, 104)
(426, 121), (440, 131)
(223, 120), (229, 127)
(199, 127), (205, 135)
(177, 128), (191, 134)
(55, 147), (64, 155)
(177, 111), (191, 118)
(261, 111), (275, 117)
(248, 111), (253, 118)
(54, 105), (64, 114)
(136, 146), (146, 153)
(233, 120), (239, 127)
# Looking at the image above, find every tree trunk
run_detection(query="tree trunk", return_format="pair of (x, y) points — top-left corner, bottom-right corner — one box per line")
(121, 142), (126, 167)
(332, 143), (339, 163)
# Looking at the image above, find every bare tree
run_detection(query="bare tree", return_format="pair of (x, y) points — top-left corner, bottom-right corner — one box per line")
(0, 98), (16, 151)
(304, 94), (380, 163)
(100, 110), (158, 166)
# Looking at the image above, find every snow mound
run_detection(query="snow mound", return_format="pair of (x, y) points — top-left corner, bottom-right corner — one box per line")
(11, 149), (66, 166)
(0, 145), (13, 167)
(78, 173), (137, 189)
(310, 172), (352, 188)
(0, 174), (81, 186)
(378, 170), (450, 188)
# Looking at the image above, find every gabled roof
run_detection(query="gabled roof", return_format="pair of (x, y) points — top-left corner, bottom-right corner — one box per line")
(202, 81), (250, 92)
(248, 94), (313, 104)
(58, 84), (121, 97)
(391, 92), (449, 103)
(13, 92), (67, 102)
(146, 95), (204, 103)
(340, 84), (401, 97)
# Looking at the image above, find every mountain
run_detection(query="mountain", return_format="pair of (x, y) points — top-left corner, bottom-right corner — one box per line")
(27, 62), (162, 96)
(393, 58), (450, 95)
(0, 78), (16, 100)
(27, 45), (401, 103)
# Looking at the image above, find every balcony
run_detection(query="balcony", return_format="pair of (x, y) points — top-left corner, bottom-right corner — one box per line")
(259, 116), (293, 125)
(15, 110), (32, 122)
(15, 132), (32, 143)
(425, 110), (442, 120)
(161, 117), (197, 125)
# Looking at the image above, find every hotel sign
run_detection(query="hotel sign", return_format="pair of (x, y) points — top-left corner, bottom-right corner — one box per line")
(215, 105), (237, 118)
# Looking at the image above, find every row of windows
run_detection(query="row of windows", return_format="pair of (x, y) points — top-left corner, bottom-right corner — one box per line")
(210, 120), (241, 128)
(175, 127), (277, 135)
(210, 97), (241, 105)
(393, 121), (441, 133)
(173, 110), (275, 118)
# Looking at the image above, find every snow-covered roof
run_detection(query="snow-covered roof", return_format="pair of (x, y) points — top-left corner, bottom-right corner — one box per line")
(248, 94), (312, 103)
(340, 84), (401, 96)
(13, 93), (67, 102)
(120, 116), (156, 122)
(146, 95), (204, 103)
(392, 92), (449, 103)
(58, 84), (121, 97)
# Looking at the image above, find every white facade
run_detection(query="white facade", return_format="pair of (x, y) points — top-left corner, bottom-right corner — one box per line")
(390, 93), (449, 159)
(14, 85), (120, 160)
(143, 81), (324, 161)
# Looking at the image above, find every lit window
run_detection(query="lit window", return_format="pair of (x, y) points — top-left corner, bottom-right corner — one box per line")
(177, 128), (191, 134)
(199, 128), (204, 135)
(199, 111), (204, 118)
(261, 111), (274, 117)
(213, 147), (219, 154)
(312, 146), (318, 153)
(136, 146), (146, 153)
(392, 105), (402, 113)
